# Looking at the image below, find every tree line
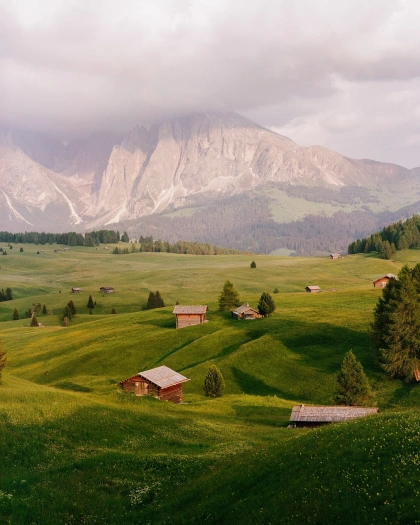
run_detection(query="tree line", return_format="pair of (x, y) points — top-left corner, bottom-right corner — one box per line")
(348, 214), (420, 259)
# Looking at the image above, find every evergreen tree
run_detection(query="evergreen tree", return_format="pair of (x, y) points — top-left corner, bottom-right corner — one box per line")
(111, 308), (116, 314)
(373, 264), (420, 381)
(273, 287), (280, 294)
(218, 280), (241, 311)
(67, 300), (77, 316)
(12, 308), (19, 320)
(335, 350), (373, 406)
(42, 304), (47, 315)
(19, 247), (23, 252)
(25, 308), (32, 319)
(89, 308), (93, 315)
(257, 292), (276, 317)
(5, 288), (12, 301)
(155, 291), (165, 308)
(0, 348), (7, 381)
(203, 365), (225, 397)
(147, 292), (157, 310)
(87, 295), (95, 309)
(250, 261), (256, 268)
(62, 305), (72, 321)
(121, 231), (129, 242)
(30, 315), (39, 327)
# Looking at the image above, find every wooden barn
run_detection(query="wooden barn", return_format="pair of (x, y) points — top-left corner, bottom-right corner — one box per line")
(373, 274), (398, 288)
(119, 365), (190, 403)
(289, 405), (379, 428)
(329, 253), (342, 259)
(232, 304), (261, 320)
(71, 287), (81, 293)
(100, 286), (114, 293)
(306, 285), (321, 293)
(173, 305), (208, 328)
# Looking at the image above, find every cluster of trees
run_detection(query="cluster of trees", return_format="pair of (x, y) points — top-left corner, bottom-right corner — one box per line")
(113, 238), (246, 255)
(0, 229), (122, 246)
(348, 215), (420, 259)
(147, 291), (165, 310)
(0, 288), (13, 301)
(218, 280), (276, 317)
(62, 300), (77, 326)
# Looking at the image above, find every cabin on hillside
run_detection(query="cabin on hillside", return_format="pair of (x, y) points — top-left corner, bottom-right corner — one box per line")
(232, 304), (261, 320)
(63, 247), (70, 251)
(329, 253), (342, 259)
(71, 287), (81, 293)
(373, 274), (398, 288)
(119, 365), (190, 403)
(54, 249), (61, 253)
(173, 305), (208, 328)
(100, 286), (114, 293)
(306, 285), (321, 293)
(289, 405), (379, 428)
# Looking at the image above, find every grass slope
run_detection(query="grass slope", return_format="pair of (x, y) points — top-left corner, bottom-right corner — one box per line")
(1, 244), (420, 523)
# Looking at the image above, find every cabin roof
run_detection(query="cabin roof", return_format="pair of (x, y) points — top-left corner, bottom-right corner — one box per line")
(306, 285), (321, 291)
(290, 405), (379, 423)
(232, 304), (259, 314)
(373, 274), (398, 282)
(173, 305), (208, 314)
(139, 366), (190, 388)
(100, 286), (114, 290)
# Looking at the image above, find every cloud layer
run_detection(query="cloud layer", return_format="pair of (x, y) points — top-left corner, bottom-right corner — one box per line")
(1, 0), (420, 166)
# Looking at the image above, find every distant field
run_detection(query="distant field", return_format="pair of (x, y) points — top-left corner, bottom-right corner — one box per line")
(1, 245), (420, 523)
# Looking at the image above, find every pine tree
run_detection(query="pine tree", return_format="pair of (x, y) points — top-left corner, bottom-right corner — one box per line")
(42, 304), (47, 315)
(89, 308), (93, 315)
(30, 315), (39, 327)
(5, 288), (12, 301)
(273, 287), (280, 294)
(62, 305), (72, 321)
(203, 365), (225, 397)
(19, 247), (23, 252)
(218, 280), (241, 311)
(67, 300), (76, 316)
(155, 291), (165, 308)
(111, 308), (116, 314)
(12, 308), (19, 320)
(257, 292), (276, 317)
(147, 292), (157, 310)
(87, 295), (95, 309)
(373, 264), (420, 381)
(0, 348), (7, 381)
(250, 261), (256, 268)
(335, 350), (373, 406)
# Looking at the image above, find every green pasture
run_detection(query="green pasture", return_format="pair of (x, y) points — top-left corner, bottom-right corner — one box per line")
(1, 245), (420, 523)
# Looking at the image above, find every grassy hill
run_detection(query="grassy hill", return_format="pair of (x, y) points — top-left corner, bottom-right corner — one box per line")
(1, 243), (420, 523)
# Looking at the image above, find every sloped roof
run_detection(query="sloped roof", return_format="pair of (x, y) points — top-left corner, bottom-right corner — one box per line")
(232, 304), (259, 314)
(100, 286), (114, 290)
(290, 405), (379, 423)
(306, 285), (321, 291)
(173, 305), (208, 314)
(372, 274), (398, 282)
(138, 366), (190, 388)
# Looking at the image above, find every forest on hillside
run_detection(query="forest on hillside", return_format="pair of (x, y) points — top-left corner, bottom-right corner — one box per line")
(117, 194), (420, 255)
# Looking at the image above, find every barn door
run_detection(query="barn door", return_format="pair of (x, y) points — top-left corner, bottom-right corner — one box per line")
(135, 381), (149, 396)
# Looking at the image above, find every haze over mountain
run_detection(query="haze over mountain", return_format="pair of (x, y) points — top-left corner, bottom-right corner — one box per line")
(1, 111), (420, 246)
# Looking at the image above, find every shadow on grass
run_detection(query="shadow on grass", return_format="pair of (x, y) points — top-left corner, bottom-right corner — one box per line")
(231, 367), (285, 397)
(54, 381), (92, 393)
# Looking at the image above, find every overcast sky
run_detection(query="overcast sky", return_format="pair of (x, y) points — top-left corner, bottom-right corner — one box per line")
(1, 0), (420, 167)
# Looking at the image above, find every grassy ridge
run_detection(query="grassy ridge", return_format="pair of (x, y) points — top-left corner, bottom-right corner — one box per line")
(1, 244), (420, 523)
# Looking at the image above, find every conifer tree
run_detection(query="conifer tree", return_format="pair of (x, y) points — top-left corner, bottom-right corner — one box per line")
(67, 300), (76, 316)
(250, 261), (256, 268)
(12, 308), (19, 321)
(89, 308), (93, 315)
(62, 305), (72, 321)
(373, 264), (420, 381)
(5, 288), (12, 301)
(257, 292), (276, 317)
(111, 308), (116, 314)
(203, 365), (225, 397)
(147, 292), (157, 310)
(218, 280), (241, 311)
(155, 291), (165, 308)
(42, 304), (47, 315)
(335, 350), (373, 406)
(0, 348), (7, 381)
(30, 315), (39, 327)
(87, 295), (95, 309)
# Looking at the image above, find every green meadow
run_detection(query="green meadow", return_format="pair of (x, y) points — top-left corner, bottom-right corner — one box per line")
(1, 243), (420, 524)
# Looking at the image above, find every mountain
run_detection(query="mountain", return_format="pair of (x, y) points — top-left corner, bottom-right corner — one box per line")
(1, 112), (420, 251)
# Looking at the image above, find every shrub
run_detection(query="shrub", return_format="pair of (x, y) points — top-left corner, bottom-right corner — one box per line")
(12, 308), (19, 321)
(250, 261), (256, 268)
(203, 365), (225, 397)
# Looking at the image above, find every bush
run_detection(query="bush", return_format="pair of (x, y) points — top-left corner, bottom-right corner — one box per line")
(250, 261), (256, 268)
(203, 365), (225, 397)
(12, 308), (19, 321)
(273, 287), (280, 294)
(30, 315), (38, 327)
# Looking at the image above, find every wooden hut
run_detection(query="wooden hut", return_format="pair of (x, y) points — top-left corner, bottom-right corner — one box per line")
(329, 253), (342, 259)
(232, 304), (261, 320)
(373, 274), (398, 288)
(100, 286), (114, 293)
(306, 285), (321, 293)
(173, 305), (208, 328)
(71, 287), (81, 293)
(289, 405), (379, 428)
(119, 365), (190, 403)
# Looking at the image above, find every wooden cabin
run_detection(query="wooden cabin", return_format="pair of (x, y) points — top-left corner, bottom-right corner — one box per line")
(329, 253), (342, 259)
(100, 286), (114, 293)
(119, 365), (190, 403)
(306, 285), (321, 293)
(289, 405), (379, 428)
(373, 274), (398, 288)
(232, 304), (261, 320)
(71, 287), (81, 293)
(63, 247), (70, 251)
(173, 305), (208, 328)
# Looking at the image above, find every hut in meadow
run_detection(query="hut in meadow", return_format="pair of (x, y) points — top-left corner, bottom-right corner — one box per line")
(289, 405), (379, 428)
(71, 287), (81, 293)
(372, 274), (398, 288)
(305, 285), (321, 293)
(119, 365), (190, 403)
(329, 253), (342, 259)
(100, 286), (114, 293)
(232, 304), (261, 320)
(173, 305), (208, 328)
